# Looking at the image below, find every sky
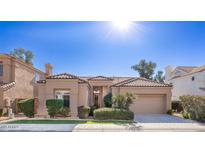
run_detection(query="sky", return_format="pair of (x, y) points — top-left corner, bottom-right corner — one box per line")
(0, 21), (205, 77)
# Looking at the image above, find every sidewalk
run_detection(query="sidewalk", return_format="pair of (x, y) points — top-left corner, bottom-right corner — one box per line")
(0, 122), (205, 132)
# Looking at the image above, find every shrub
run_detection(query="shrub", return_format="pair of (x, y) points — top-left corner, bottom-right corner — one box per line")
(59, 107), (70, 117)
(167, 109), (173, 115)
(112, 93), (136, 110)
(78, 106), (90, 119)
(89, 105), (97, 116)
(112, 94), (126, 109)
(172, 101), (183, 112)
(180, 95), (205, 121)
(0, 108), (3, 117)
(18, 99), (35, 118)
(94, 108), (134, 120)
(46, 99), (64, 118)
(104, 92), (112, 107)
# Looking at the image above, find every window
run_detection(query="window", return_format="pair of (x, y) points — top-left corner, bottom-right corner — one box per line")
(55, 90), (70, 108)
(191, 76), (195, 81)
(0, 62), (3, 76)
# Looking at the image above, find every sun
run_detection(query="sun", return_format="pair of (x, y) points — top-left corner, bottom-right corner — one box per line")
(112, 21), (132, 31)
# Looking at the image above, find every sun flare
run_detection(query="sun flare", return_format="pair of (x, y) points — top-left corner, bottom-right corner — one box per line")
(112, 21), (132, 31)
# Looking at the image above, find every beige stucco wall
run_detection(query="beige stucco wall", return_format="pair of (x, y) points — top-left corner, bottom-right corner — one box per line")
(78, 84), (89, 107)
(38, 79), (87, 116)
(112, 87), (172, 112)
(0, 88), (3, 108)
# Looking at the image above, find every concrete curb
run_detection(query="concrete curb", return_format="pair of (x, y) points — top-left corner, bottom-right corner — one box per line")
(0, 123), (205, 132)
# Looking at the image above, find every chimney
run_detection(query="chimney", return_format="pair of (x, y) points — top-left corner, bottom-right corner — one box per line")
(45, 63), (53, 77)
(165, 65), (174, 83)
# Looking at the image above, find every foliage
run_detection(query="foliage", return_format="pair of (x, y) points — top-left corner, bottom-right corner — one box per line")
(78, 106), (90, 119)
(167, 109), (173, 115)
(124, 93), (136, 110)
(59, 107), (70, 117)
(112, 94), (126, 109)
(131, 59), (157, 80)
(89, 105), (97, 116)
(24, 50), (34, 65)
(172, 101), (183, 113)
(154, 70), (165, 83)
(112, 93), (136, 110)
(0, 108), (3, 117)
(18, 99), (35, 118)
(10, 48), (34, 65)
(103, 92), (113, 107)
(46, 99), (64, 118)
(94, 108), (134, 120)
(180, 95), (205, 121)
(10, 48), (25, 61)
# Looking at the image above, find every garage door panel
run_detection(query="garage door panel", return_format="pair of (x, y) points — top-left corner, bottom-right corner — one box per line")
(130, 95), (166, 114)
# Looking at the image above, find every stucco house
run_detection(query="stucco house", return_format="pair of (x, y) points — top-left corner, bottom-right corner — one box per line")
(37, 67), (172, 116)
(165, 65), (205, 100)
(0, 54), (45, 112)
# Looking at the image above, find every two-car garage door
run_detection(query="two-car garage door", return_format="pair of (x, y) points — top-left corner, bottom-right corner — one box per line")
(130, 95), (166, 114)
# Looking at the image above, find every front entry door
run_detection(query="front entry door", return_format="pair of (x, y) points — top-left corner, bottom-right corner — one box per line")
(63, 95), (70, 108)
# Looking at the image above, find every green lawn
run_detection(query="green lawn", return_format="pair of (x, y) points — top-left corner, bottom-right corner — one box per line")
(4, 119), (135, 124)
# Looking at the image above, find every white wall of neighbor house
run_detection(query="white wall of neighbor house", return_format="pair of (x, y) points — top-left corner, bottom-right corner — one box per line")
(168, 71), (205, 100)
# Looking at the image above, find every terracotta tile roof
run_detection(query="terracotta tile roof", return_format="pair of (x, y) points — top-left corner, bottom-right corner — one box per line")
(46, 73), (79, 79)
(38, 73), (88, 84)
(0, 82), (15, 91)
(171, 65), (205, 80)
(88, 76), (113, 81)
(112, 78), (172, 87)
(176, 66), (197, 73)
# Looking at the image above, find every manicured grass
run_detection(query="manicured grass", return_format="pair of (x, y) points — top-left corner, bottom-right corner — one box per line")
(4, 119), (135, 124)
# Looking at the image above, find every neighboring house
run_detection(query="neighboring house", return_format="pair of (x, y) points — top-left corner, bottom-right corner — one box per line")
(165, 65), (205, 100)
(0, 54), (45, 111)
(37, 68), (172, 116)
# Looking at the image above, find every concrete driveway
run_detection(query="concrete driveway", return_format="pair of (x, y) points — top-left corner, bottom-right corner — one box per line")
(134, 114), (194, 123)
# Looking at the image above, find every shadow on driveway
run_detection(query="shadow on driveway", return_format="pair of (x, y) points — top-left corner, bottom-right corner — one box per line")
(134, 114), (195, 123)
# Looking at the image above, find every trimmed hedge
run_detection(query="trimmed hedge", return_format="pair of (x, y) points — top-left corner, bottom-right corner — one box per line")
(18, 99), (35, 118)
(94, 108), (134, 120)
(46, 99), (64, 118)
(78, 106), (90, 119)
(0, 108), (3, 117)
(180, 95), (205, 121)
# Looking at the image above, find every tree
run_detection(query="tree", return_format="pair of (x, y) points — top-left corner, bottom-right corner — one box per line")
(154, 70), (165, 83)
(103, 92), (112, 107)
(25, 50), (34, 65)
(131, 59), (157, 80)
(10, 48), (25, 61)
(10, 48), (34, 65)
